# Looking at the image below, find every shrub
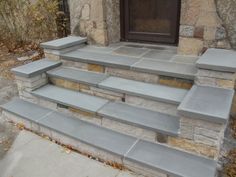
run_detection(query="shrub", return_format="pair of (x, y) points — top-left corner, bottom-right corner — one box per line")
(0, 0), (58, 51)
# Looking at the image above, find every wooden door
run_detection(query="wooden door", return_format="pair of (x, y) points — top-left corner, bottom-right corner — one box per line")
(120, 0), (180, 44)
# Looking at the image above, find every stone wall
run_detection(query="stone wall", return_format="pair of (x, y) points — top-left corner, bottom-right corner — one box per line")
(178, 0), (231, 56)
(216, 0), (236, 49)
(68, 0), (109, 45)
(69, 0), (236, 54)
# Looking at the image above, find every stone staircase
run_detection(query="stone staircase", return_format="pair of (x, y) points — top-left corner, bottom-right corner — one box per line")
(1, 36), (236, 177)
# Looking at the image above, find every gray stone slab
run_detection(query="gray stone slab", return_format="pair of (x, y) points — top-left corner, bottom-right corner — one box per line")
(98, 102), (180, 136)
(39, 112), (137, 156)
(32, 85), (109, 113)
(171, 55), (199, 65)
(112, 46), (149, 57)
(61, 50), (141, 69)
(142, 50), (176, 61)
(47, 67), (108, 86)
(99, 77), (188, 105)
(1, 98), (52, 122)
(40, 36), (87, 50)
(132, 59), (197, 80)
(124, 140), (216, 177)
(11, 59), (62, 78)
(178, 85), (234, 123)
(197, 48), (236, 72)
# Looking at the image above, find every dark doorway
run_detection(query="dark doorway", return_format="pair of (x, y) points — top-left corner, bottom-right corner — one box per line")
(120, 0), (180, 44)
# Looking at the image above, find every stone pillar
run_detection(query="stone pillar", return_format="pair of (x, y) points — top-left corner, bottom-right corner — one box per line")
(15, 74), (48, 103)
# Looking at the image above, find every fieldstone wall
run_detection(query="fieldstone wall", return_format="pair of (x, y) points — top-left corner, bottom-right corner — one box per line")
(216, 0), (236, 49)
(68, 0), (109, 45)
(69, 0), (236, 54)
(178, 0), (231, 56)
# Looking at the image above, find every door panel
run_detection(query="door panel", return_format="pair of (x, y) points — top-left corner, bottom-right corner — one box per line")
(121, 0), (180, 44)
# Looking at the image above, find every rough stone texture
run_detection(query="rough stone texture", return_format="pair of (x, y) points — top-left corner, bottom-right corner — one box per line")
(195, 69), (236, 89)
(62, 60), (88, 70)
(216, 0), (236, 49)
(44, 52), (61, 60)
(158, 76), (193, 89)
(68, 0), (108, 45)
(168, 137), (218, 159)
(125, 95), (178, 116)
(179, 117), (225, 149)
(104, 0), (120, 44)
(102, 118), (157, 142)
(124, 160), (167, 177)
(178, 37), (204, 55)
(178, 0), (231, 55)
(105, 67), (159, 84)
(16, 74), (48, 103)
(88, 63), (105, 73)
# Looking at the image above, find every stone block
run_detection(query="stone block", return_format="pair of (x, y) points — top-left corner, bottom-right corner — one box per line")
(102, 118), (157, 142)
(91, 87), (124, 101)
(105, 67), (159, 84)
(88, 63), (105, 73)
(178, 37), (204, 56)
(45, 52), (60, 60)
(62, 60), (88, 70)
(125, 95), (178, 116)
(179, 25), (195, 37)
(168, 137), (218, 159)
(124, 160), (167, 177)
(158, 76), (193, 89)
(194, 26), (204, 39)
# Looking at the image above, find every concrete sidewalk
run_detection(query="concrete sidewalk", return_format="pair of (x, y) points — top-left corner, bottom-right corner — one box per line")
(0, 130), (141, 177)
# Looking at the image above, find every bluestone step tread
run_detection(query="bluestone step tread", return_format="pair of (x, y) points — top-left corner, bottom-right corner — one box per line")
(2, 99), (217, 177)
(125, 140), (216, 177)
(98, 102), (180, 136)
(11, 59), (62, 77)
(0, 98), (52, 122)
(40, 111), (137, 156)
(32, 85), (109, 113)
(41, 36), (87, 50)
(197, 48), (236, 72)
(1, 99), (137, 156)
(178, 85), (234, 123)
(99, 77), (188, 104)
(132, 59), (197, 80)
(61, 50), (140, 69)
(47, 67), (108, 86)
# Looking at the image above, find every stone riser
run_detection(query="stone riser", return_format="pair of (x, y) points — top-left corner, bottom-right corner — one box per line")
(1, 110), (173, 177)
(49, 77), (179, 116)
(19, 92), (218, 159)
(62, 59), (193, 90)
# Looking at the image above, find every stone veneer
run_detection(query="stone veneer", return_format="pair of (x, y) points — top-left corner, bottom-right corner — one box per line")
(68, 0), (235, 55)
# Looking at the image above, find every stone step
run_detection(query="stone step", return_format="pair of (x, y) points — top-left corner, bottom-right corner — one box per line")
(32, 85), (109, 113)
(47, 67), (109, 87)
(178, 85), (234, 123)
(61, 50), (196, 80)
(31, 84), (180, 137)
(11, 59), (62, 78)
(47, 67), (188, 105)
(41, 36), (87, 50)
(99, 77), (187, 105)
(1, 99), (217, 177)
(98, 102), (180, 137)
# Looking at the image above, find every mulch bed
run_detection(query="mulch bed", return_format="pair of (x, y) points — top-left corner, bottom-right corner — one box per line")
(0, 43), (43, 80)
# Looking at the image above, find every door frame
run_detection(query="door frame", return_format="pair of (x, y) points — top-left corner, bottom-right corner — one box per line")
(120, 0), (181, 45)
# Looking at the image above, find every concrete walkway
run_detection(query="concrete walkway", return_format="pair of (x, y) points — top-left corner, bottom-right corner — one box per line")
(0, 130), (141, 177)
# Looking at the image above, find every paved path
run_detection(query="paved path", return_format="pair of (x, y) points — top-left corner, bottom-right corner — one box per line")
(0, 77), (20, 159)
(0, 130), (141, 177)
